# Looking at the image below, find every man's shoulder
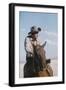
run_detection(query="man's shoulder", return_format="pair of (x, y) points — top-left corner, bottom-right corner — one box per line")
(25, 37), (31, 43)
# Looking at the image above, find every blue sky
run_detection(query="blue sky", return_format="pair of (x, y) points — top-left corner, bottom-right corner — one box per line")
(19, 11), (58, 63)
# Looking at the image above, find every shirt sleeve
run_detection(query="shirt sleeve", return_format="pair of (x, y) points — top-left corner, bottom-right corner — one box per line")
(24, 37), (33, 54)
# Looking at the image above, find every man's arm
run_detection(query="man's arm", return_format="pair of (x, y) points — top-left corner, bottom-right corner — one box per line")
(24, 37), (33, 54)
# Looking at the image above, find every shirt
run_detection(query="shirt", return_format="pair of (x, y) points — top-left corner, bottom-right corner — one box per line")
(24, 37), (43, 55)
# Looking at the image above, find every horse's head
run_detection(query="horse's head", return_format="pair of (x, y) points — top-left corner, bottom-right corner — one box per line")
(35, 43), (46, 68)
(36, 41), (47, 51)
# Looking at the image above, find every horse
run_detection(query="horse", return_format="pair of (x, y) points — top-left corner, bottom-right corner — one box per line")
(33, 44), (53, 77)
(24, 43), (53, 78)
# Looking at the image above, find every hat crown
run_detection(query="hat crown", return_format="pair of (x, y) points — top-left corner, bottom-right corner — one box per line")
(31, 26), (38, 32)
(28, 26), (41, 35)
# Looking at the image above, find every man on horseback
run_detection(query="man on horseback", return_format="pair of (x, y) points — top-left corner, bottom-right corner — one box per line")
(24, 26), (47, 77)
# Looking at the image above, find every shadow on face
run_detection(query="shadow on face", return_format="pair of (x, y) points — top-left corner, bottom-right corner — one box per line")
(32, 34), (38, 40)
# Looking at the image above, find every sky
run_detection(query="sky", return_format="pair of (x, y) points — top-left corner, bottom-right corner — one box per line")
(19, 11), (58, 63)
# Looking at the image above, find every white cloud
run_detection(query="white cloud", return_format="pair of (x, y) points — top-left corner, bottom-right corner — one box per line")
(45, 31), (57, 37)
(45, 39), (57, 46)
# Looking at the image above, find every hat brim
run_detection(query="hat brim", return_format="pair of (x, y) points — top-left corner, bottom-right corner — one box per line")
(28, 31), (38, 35)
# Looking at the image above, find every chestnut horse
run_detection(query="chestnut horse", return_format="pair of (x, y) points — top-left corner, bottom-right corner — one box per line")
(24, 44), (53, 77)
(33, 44), (53, 77)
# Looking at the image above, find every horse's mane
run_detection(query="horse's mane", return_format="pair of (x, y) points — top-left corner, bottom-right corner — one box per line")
(33, 44), (47, 69)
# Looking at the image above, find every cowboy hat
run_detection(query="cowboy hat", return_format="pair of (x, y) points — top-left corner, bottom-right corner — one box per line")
(28, 26), (41, 35)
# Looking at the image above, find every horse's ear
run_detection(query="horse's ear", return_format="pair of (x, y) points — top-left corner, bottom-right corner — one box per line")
(41, 41), (47, 48)
(41, 44), (45, 48)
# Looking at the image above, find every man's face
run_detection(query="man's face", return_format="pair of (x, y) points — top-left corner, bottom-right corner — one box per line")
(32, 33), (38, 40)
